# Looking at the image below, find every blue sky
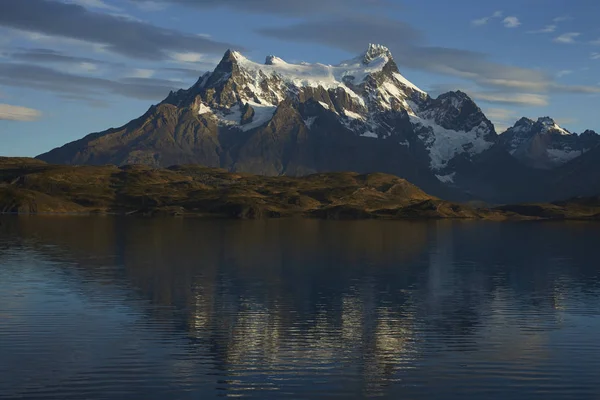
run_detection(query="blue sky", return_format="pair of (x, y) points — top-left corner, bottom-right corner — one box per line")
(1, 0), (599, 157)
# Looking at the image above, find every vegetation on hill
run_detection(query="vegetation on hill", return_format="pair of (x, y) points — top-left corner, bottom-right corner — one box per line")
(0, 158), (598, 220)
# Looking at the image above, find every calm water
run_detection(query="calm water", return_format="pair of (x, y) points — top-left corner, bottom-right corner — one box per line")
(1, 217), (600, 399)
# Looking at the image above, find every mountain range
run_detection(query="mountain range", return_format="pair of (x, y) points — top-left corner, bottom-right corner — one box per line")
(36, 44), (600, 204)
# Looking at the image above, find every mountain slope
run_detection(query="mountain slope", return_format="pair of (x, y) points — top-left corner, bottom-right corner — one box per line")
(549, 145), (600, 199)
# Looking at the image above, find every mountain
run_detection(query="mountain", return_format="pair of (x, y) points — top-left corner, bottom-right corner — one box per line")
(498, 117), (599, 170)
(36, 45), (598, 203)
(37, 45), (498, 198)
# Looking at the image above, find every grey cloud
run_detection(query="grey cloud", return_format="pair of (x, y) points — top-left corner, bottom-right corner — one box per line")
(58, 93), (111, 108)
(257, 16), (598, 97)
(119, 76), (185, 86)
(0, 0), (240, 60)
(258, 16), (423, 54)
(130, 0), (393, 16)
(161, 67), (207, 80)
(0, 62), (182, 101)
(551, 83), (600, 94)
(10, 47), (124, 66)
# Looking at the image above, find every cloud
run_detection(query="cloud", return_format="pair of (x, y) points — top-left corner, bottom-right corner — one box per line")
(551, 84), (600, 94)
(591, 52), (600, 60)
(0, 103), (42, 121)
(553, 16), (573, 23)
(128, 68), (155, 79)
(170, 52), (216, 63)
(73, 62), (99, 73)
(471, 11), (503, 26)
(258, 15), (423, 53)
(9, 47), (122, 66)
(65, 0), (120, 11)
(556, 70), (573, 78)
(257, 16), (600, 98)
(0, 62), (181, 102)
(128, 0), (392, 15)
(502, 17), (521, 28)
(257, 17), (546, 91)
(0, 0), (240, 60)
(484, 107), (515, 120)
(484, 107), (517, 132)
(161, 67), (207, 79)
(554, 32), (581, 44)
(527, 25), (556, 34)
(131, 1), (167, 11)
(471, 92), (549, 106)
(471, 17), (491, 27)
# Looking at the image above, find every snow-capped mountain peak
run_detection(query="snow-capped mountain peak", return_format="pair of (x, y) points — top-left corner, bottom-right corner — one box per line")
(265, 55), (286, 65)
(360, 43), (393, 65)
(162, 48), (500, 176)
(498, 116), (595, 169)
(164, 46), (429, 113)
(537, 117), (571, 136)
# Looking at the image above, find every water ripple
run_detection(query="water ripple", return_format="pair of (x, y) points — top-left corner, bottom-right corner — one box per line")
(1, 217), (600, 399)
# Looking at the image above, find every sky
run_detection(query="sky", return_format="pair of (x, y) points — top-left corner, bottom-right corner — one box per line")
(1, 0), (599, 157)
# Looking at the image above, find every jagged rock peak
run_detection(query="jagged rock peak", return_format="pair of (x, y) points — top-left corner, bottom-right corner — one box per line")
(220, 49), (238, 62)
(436, 90), (476, 108)
(265, 55), (285, 65)
(537, 116), (556, 125)
(361, 43), (393, 64)
(515, 117), (535, 126)
(581, 129), (598, 137)
(536, 117), (571, 135)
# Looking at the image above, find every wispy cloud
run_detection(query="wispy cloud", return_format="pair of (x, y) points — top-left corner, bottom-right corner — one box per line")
(65, 0), (120, 11)
(527, 25), (556, 34)
(0, 103), (42, 121)
(471, 11), (503, 27)
(0, 62), (182, 103)
(128, 68), (155, 78)
(502, 16), (521, 28)
(0, 0), (240, 60)
(554, 32), (581, 44)
(472, 92), (549, 106)
(128, 0), (392, 16)
(556, 70), (573, 78)
(591, 52), (600, 60)
(553, 16), (573, 23)
(258, 15), (600, 97)
(484, 107), (518, 133)
(9, 47), (122, 66)
(131, 0), (167, 11)
(72, 62), (99, 73)
(171, 52), (206, 63)
(161, 67), (205, 79)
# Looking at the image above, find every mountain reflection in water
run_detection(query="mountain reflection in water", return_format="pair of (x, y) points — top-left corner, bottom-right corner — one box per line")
(1, 217), (599, 399)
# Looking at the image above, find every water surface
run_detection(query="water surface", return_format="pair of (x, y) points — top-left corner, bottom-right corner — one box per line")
(1, 217), (600, 399)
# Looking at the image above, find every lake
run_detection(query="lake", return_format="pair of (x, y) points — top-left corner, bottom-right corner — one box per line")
(1, 217), (600, 399)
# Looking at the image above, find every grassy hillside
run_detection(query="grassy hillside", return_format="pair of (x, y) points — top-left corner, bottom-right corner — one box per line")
(1, 158), (598, 220)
